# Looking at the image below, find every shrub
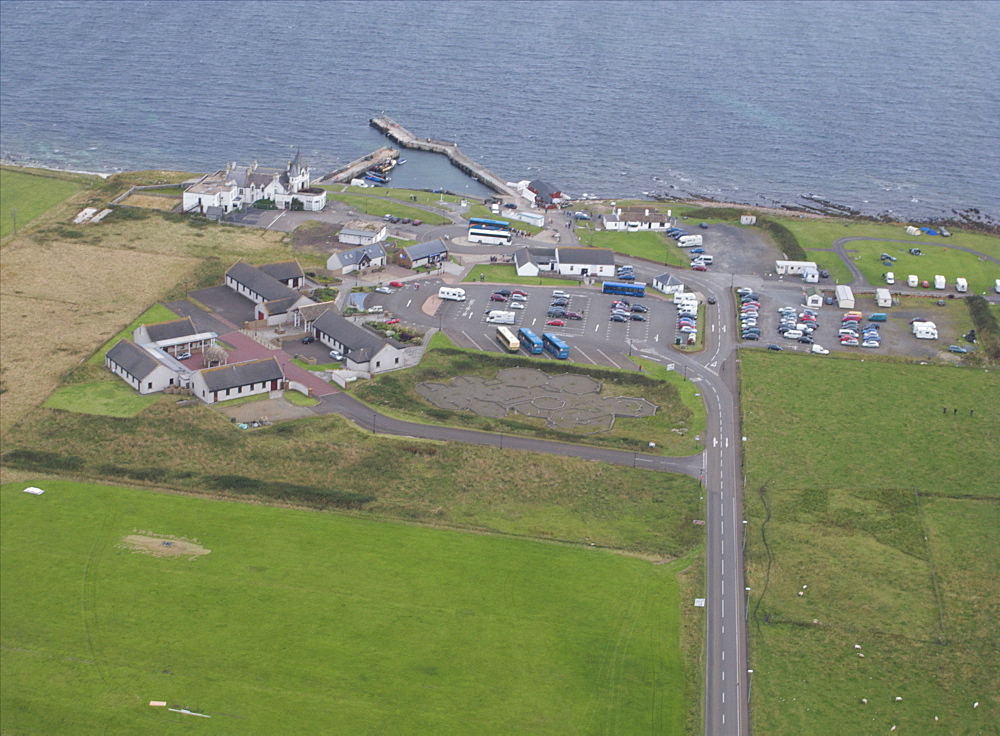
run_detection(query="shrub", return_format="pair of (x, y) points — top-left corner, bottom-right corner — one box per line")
(967, 295), (1000, 360)
(2, 449), (84, 471)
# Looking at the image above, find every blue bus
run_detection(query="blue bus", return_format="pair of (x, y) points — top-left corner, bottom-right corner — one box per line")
(542, 332), (570, 360)
(469, 217), (511, 232)
(602, 281), (646, 298)
(518, 327), (544, 354)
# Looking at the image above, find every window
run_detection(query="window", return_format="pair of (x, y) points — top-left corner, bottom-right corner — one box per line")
(147, 382), (153, 389)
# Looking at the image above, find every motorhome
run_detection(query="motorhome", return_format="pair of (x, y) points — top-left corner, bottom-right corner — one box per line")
(907, 274), (919, 288)
(438, 286), (467, 302)
(485, 310), (516, 325)
(955, 277), (968, 293)
(934, 275), (946, 290)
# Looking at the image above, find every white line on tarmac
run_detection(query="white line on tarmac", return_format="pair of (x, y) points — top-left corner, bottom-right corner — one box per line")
(574, 348), (598, 365)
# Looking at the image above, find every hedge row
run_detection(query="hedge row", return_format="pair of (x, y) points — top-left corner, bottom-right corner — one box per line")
(966, 295), (1000, 360)
(0, 453), (375, 511)
(682, 208), (807, 261)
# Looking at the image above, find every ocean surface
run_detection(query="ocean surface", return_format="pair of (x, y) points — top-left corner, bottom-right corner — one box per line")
(2, 0), (998, 220)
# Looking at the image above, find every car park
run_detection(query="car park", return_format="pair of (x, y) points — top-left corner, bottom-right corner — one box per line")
(546, 319), (565, 326)
(767, 344), (783, 351)
(329, 350), (344, 361)
(948, 345), (969, 354)
(610, 314), (628, 323)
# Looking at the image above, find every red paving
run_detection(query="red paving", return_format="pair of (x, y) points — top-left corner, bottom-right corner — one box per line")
(217, 331), (339, 397)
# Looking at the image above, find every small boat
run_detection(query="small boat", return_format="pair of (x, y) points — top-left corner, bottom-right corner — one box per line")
(397, 159), (407, 165)
(365, 172), (389, 183)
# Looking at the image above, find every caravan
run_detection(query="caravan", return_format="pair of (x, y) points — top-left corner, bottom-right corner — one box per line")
(438, 286), (467, 302)
(955, 277), (968, 293)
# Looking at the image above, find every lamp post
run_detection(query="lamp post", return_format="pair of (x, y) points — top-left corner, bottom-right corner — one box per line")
(371, 412), (376, 434)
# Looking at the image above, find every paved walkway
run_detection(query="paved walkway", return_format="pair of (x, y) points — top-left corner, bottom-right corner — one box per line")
(220, 331), (338, 397)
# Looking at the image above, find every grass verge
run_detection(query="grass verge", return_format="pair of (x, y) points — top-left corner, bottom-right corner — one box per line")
(41, 381), (161, 417)
(463, 264), (576, 286)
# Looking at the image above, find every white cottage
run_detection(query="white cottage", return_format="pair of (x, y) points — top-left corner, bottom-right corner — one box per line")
(183, 152), (326, 214)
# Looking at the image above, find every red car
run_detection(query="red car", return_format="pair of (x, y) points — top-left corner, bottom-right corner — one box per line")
(691, 263), (708, 271)
(490, 294), (508, 302)
(545, 319), (565, 326)
(388, 281), (404, 288)
(385, 318), (400, 324)
(512, 289), (528, 296)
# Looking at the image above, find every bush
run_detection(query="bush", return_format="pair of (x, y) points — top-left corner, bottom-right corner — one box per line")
(967, 295), (1000, 360)
(312, 287), (338, 302)
(253, 199), (276, 210)
(203, 474), (374, 510)
(2, 449), (84, 471)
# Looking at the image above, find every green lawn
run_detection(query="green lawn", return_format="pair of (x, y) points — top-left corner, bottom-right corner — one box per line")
(1, 167), (87, 238)
(463, 264), (574, 286)
(740, 351), (1000, 734)
(283, 390), (321, 407)
(1, 480), (691, 734)
(87, 303), (179, 366)
(321, 192), (450, 225)
(576, 227), (691, 266)
(42, 380), (162, 417)
(343, 185), (462, 206)
(843, 240), (1000, 294)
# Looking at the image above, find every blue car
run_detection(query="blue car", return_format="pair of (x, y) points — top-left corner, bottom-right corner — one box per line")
(690, 247), (705, 254)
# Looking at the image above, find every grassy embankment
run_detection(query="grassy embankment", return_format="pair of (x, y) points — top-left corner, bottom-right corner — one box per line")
(0, 166), (91, 238)
(740, 351), (1000, 734)
(1, 480), (694, 735)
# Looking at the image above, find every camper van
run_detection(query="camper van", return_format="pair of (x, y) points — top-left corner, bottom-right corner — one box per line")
(485, 310), (516, 325)
(934, 275), (946, 290)
(955, 277), (968, 293)
(803, 267), (819, 283)
(677, 234), (703, 247)
(907, 274), (919, 288)
(438, 286), (467, 302)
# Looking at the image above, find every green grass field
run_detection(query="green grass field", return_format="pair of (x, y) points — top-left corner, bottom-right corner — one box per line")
(740, 351), (1000, 734)
(843, 240), (1000, 295)
(86, 303), (179, 367)
(1, 167), (88, 238)
(1, 480), (691, 734)
(321, 192), (450, 225)
(462, 264), (573, 286)
(576, 227), (690, 267)
(42, 380), (162, 417)
(342, 185), (463, 206)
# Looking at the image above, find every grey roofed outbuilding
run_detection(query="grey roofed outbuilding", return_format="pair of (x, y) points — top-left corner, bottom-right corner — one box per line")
(401, 239), (448, 261)
(261, 295), (302, 316)
(106, 339), (162, 380)
(258, 260), (304, 283)
(312, 310), (400, 363)
(654, 273), (684, 287)
(197, 357), (284, 392)
(331, 243), (387, 268)
(557, 247), (616, 265)
(226, 261), (301, 302)
(144, 317), (199, 343)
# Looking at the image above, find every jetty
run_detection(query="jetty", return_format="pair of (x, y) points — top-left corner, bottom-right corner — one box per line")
(321, 146), (399, 185)
(369, 115), (517, 198)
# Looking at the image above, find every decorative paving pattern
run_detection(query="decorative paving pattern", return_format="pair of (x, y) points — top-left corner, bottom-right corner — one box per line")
(416, 367), (657, 433)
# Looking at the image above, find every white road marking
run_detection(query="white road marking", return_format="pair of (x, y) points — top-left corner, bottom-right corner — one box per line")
(597, 349), (623, 367)
(574, 348), (598, 365)
(406, 299), (412, 308)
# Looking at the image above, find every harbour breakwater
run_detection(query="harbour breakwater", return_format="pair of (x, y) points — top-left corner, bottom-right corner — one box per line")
(369, 116), (517, 199)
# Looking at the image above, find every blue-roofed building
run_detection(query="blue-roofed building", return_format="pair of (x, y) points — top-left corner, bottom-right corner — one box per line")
(398, 239), (449, 270)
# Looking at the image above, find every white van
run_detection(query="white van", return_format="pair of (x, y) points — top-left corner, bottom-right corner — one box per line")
(485, 310), (515, 325)
(438, 286), (467, 301)
(692, 254), (714, 265)
(884, 271), (895, 285)
(367, 305), (384, 314)
(934, 274), (946, 290)
(907, 274), (919, 288)
(955, 277), (968, 293)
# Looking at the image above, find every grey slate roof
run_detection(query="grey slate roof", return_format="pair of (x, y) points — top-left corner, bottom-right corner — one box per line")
(655, 273), (683, 287)
(331, 243), (387, 269)
(312, 310), (392, 362)
(198, 358), (284, 392)
(557, 247), (616, 266)
(144, 317), (198, 343)
(262, 296), (302, 316)
(106, 339), (162, 380)
(402, 239), (448, 261)
(226, 261), (300, 302)
(258, 260), (304, 284)
(528, 180), (561, 201)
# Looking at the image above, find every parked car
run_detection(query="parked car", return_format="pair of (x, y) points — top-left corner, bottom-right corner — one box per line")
(690, 247), (705, 254)
(782, 329), (804, 339)
(412, 219), (422, 226)
(691, 263), (708, 271)
(824, 296), (835, 305)
(547, 308), (567, 317)
(510, 302), (525, 309)
(175, 351), (192, 360)
(798, 336), (814, 344)
(565, 311), (583, 320)
(495, 289), (512, 297)
(840, 337), (860, 347)
(545, 319), (565, 327)
(551, 299), (569, 307)
(329, 350), (344, 361)
(767, 344), (783, 351)
(301, 336), (315, 344)
(820, 270), (830, 278)
(679, 325), (698, 333)
(511, 289), (528, 296)
(401, 218), (411, 224)
(862, 340), (881, 348)
(385, 318), (400, 325)
(611, 309), (630, 318)
(375, 286), (393, 294)
(552, 290), (570, 299)
(631, 304), (649, 313)
(948, 345), (969, 354)
(630, 313), (648, 322)
(811, 344), (830, 355)
(511, 294), (527, 301)
(490, 294), (508, 302)
(743, 333), (760, 340)
(618, 272), (636, 281)
(388, 280), (404, 288)
(610, 314), (628, 322)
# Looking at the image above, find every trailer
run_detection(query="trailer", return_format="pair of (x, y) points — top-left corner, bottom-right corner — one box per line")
(955, 277), (968, 293)
(875, 288), (892, 307)
(835, 284), (855, 309)
(934, 274), (946, 290)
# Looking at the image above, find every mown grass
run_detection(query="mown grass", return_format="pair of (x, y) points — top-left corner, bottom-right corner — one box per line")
(463, 264), (575, 286)
(1, 479), (693, 735)
(86, 302), (179, 366)
(0, 167), (89, 238)
(843, 239), (1000, 295)
(740, 350), (1000, 734)
(283, 391), (321, 407)
(350, 346), (702, 456)
(42, 381), (161, 417)
(576, 227), (690, 267)
(2, 401), (703, 557)
(322, 192), (450, 225)
(343, 185), (462, 205)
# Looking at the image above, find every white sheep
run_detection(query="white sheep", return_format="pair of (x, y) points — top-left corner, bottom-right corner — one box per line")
(895, 696), (903, 702)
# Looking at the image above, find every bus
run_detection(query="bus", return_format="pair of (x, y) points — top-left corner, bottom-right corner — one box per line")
(541, 332), (570, 360)
(602, 281), (646, 298)
(496, 326), (519, 352)
(517, 327), (544, 354)
(469, 217), (512, 231)
(468, 228), (513, 246)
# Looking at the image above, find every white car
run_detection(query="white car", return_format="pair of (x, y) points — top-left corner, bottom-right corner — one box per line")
(329, 350), (344, 361)
(552, 290), (570, 299)
(510, 301), (525, 309)
(375, 286), (393, 294)
(811, 344), (829, 355)
(782, 329), (804, 339)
